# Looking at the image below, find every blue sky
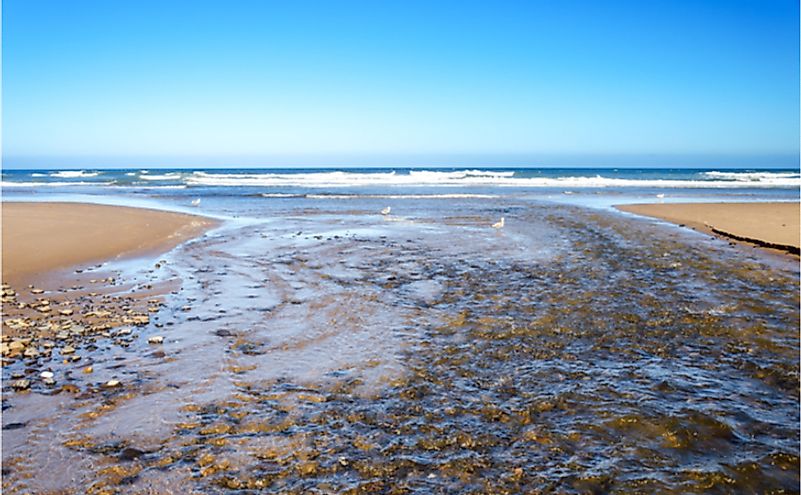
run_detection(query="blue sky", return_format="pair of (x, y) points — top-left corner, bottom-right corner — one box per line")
(2, 0), (799, 168)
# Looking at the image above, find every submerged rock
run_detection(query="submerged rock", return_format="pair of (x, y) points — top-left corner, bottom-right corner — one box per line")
(119, 447), (145, 461)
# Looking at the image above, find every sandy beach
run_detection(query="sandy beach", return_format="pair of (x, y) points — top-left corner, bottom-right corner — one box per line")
(616, 202), (800, 255)
(2, 202), (217, 284)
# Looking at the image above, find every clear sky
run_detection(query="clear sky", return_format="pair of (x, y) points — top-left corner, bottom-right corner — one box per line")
(2, 0), (799, 169)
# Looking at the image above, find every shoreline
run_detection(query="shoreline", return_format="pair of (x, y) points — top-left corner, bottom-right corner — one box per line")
(615, 202), (800, 257)
(2, 201), (218, 286)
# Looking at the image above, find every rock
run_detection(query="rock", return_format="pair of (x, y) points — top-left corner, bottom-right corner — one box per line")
(11, 379), (30, 390)
(147, 336), (164, 344)
(61, 346), (76, 355)
(131, 315), (149, 326)
(116, 328), (133, 336)
(214, 329), (233, 337)
(30, 288), (44, 294)
(8, 341), (25, 352)
(119, 447), (145, 461)
(104, 379), (121, 388)
(39, 371), (54, 379)
(43, 377), (56, 386)
(83, 366), (93, 374)
(23, 347), (39, 359)
(59, 309), (74, 316)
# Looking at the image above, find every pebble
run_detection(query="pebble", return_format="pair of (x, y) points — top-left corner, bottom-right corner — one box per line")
(148, 336), (164, 344)
(131, 315), (149, 325)
(11, 379), (31, 390)
(104, 379), (121, 388)
(59, 309), (74, 316)
(61, 346), (76, 355)
(40, 371), (54, 379)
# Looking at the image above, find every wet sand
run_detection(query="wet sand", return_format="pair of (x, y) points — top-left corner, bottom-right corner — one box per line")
(616, 202), (800, 255)
(2, 202), (217, 284)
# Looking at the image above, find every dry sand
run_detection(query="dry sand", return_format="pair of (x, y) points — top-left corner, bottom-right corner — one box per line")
(2, 202), (217, 284)
(617, 202), (800, 255)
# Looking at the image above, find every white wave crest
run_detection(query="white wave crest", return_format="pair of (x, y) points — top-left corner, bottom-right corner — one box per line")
(408, 169), (516, 179)
(1, 181), (115, 187)
(50, 170), (100, 178)
(139, 173), (182, 180)
(187, 170), (800, 188)
(702, 171), (800, 183)
(188, 170), (519, 187)
(111, 184), (188, 189)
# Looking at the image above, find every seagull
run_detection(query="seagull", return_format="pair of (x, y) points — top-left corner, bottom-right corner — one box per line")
(191, 198), (201, 207)
(381, 206), (391, 215)
(492, 217), (505, 229)
(656, 193), (665, 199)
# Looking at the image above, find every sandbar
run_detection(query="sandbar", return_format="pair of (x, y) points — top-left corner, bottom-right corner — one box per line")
(616, 202), (799, 255)
(2, 202), (217, 284)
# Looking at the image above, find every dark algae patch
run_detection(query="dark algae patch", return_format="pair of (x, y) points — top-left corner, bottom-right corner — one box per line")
(2, 203), (798, 494)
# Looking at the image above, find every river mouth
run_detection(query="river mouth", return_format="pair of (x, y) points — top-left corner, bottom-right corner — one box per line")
(2, 200), (799, 494)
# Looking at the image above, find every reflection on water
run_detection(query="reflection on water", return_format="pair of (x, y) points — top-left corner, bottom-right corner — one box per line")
(2, 199), (799, 494)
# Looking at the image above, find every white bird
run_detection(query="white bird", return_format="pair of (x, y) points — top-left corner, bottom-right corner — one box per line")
(381, 206), (391, 215)
(492, 217), (505, 229)
(191, 198), (201, 207)
(656, 193), (665, 199)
